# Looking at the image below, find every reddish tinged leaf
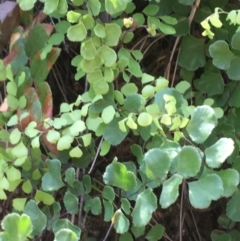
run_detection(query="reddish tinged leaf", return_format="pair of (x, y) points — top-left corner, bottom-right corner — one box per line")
(0, 1), (20, 52)
(36, 82), (53, 119)
(34, 11), (47, 24)
(42, 23), (54, 36)
(31, 47), (61, 83)
(17, 87), (42, 130)
(25, 24), (50, 60)
(4, 43), (28, 74)
(37, 123), (59, 156)
(17, 109), (31, 132)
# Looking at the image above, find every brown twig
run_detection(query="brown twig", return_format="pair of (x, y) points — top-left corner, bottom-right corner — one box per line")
(164, 0), (201, 82)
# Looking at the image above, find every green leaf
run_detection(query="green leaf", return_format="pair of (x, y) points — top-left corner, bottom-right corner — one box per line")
(218, 169), (239, 197)
(0, 213), (32, 241)
(159, 22), (176, 35)
(121, 198), (131, 215)
(227, 56), (240, 80)
(64, 168), (75, 187)
(231, 31), (240, 50)
(120, 232), (133, 241)
(57, 135), (74, 150)
(145, 224), (164, 241)
(209, 40), (234, 70)
(121, 83), (138, 96)
(124, 93), (146, 112)
(104, 118), (129, 145)
(24, 200), (47, 236)
(81, 39), (97, 60)
(94, 23), (106, 38)
(194, 71), (224, 96)
(132, 188), (157, 227)
(160, 174), (183, 209)
(46, 130), (60, 144)
(176, 146), (202, 178)
(55, 20), (71, 34)
(17, 0), (36, 10)
(103, 186), (115, 201)
(131, 226), (145, 239)
(7, 95), (19, 110)
(54, 229), (78, 241)
(103, 160), (137, 191)
(143, 4), (159, 16)
(91, 197), (102, 215)
(67, 22), (87, 42)
(188, 174), (223, 209)
(105, 0), (128, 15)
(13, 198), (27, 212)
(69, 146), (83, 158)
(53, 219), (81, 239)
(142, 148), (171, 179)
(113, 209), (130, 234)
(43, 0), (58, 14)
(178, 35), (205, 71)
(63, 191), (79, 214)
(97, 45), (117, 67)
(104, 23), (122, 46)
(9, 128), (21, 145)
(178, 0), (195, 4)
(35, 190), (55, 205)
(205, 138), (234, 168)
(87, 0), (101, 16)
(226, 190), (240, 222)
(42, 159), (64, 191)
(102, 105), (116, 124)
(11, 142), (28, 158)
(186, 106), (217, 144)
(137, 112), (153, 127)
(6, 166), (21, 182)
(7, 81), (17, 96)
(103, 200), (114, 221)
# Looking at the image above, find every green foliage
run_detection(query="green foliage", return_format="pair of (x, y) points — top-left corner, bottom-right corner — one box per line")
(1, 0), (240, 240)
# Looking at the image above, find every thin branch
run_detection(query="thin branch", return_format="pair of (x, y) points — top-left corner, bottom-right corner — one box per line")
(164, 0), (201, 81)
(88, 136), (104, 174)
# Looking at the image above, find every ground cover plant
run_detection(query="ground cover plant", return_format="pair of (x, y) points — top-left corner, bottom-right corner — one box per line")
(0, 0), (240, 240)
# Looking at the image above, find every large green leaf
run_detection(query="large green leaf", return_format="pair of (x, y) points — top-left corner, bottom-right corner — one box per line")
(54, 229), (78, 241)
(52, 219), (81, 239)
(205, 138), (234, 168)
(41, 159), (64, 191)
(188, 174), (223, 209)
(227, 56), (240, 80)
(209, 40), (234, 70)
(103, 160), (137, 191)
(103, 117), (129, 145)
(105, 0), (129, 15)
(186, 106), (217, 144)
(217, 169), (239, 197)
(104, 23), (122, 46)
(142, 148), (171, 180)
(226, 190), (240, 222)
(145, 224), (164, 241)
(178, 35), (205, 71)
(63, 191), (79, 214)
(160, 174), (183, 208)
(176, 146), (202, 178)
(24, 200), (47, 236)
(194, 71), (224, 96)
(155, 88), (183, 112)
(113, 209), (130, 234)
(0, 213), (32, 241)
(132, 188), (157, 227)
